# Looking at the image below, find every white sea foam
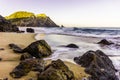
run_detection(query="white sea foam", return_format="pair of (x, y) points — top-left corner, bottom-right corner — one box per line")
(19, 27), (120, 78)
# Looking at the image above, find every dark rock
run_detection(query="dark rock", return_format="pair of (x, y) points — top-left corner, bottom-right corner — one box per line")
(0, 15), (19, 32)
(10, 58), (45, 78)
(65, 43), (79, 48)
(22, 40), (52, 58)
(3, 78), (8, 80)
(74, 50), (118, 80)
(0, 57), (2, 61)
(97, 39), (114, 45)
(26, 28), (34, 33)
(17, 30), (25, 33)
(20, 53), (33, 61)
(38, 59), (75, 80)
(10, 40), (52, 58)
(9, 43), (23, 53)
(0, 48), (4, 50)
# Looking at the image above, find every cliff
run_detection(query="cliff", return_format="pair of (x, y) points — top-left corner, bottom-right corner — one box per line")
(0, 15), (19, 32)
(6, 11), (59, 27)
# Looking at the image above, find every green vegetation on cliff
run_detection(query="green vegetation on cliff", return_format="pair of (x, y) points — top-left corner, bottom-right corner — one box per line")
(5, 11), (59, 27)
(6, 11), (35, 19)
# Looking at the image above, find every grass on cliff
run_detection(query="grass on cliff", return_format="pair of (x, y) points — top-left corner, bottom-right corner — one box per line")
(5, 11), (47, 20)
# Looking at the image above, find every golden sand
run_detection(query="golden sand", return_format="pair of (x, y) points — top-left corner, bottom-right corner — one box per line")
(0, 33), (88, 80)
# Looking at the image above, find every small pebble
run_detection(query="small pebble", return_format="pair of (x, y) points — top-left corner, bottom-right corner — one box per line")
(0, 48), (4, 50)
(0, 58), (2, 61)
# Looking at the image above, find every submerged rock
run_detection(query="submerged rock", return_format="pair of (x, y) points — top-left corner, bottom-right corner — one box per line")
(10, 40), (52, 58)
(38, 59), (75, 80)
(97, 39), (114, 45)
(10, 58), (45, 78)
(65, 43), (79, 48)
(26, 28), (34, 33)
(74, 50), (118, 80)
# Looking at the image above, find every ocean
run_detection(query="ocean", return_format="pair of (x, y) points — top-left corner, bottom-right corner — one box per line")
(19, 27), (120, 78)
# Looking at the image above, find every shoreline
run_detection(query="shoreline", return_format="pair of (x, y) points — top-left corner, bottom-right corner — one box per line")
(0, 32), (89, 80)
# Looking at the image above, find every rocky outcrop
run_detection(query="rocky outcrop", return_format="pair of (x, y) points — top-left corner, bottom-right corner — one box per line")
(10, 58), (45, 78)
(74, 50), (118, 80)
(6, 11), (59, 27)
(0, 15), (19, 32)
(65, 43), (79, 48)
(9, 40), (52, 58)
(97, 39), (114, 45)
(38, 59), (75, 80)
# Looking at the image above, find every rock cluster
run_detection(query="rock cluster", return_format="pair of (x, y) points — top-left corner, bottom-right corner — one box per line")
(38, 59), (75, 80)
(10, 58), (45, 78)
(0, 15), (19, 32)
(74, 50), (119, 80)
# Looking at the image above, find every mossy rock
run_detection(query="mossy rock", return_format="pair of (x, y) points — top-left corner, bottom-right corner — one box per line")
(10, 59), (45, 78)
(38, 59), (75, 80)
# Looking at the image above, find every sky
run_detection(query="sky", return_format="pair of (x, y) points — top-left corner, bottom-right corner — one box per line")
(0, 0), (120, 27)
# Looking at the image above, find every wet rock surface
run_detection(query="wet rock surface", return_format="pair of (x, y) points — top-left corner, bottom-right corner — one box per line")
(10, 58), (45, 78)
(97, 39), (114, 45)
(65, 43), (79, 48)
(9, 43), (23, 53)
(26, 28), (34, 33)
(74, 50), (119, 80)
(20, 53), (33, 61)
(10, 40), (52, 58)
(38, 59), (75, 80)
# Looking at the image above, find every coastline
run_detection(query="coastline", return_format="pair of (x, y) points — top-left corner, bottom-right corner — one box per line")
(0, 32), (88, 80)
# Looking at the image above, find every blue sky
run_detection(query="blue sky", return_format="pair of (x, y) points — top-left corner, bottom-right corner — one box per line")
(0, 0), (120, 27)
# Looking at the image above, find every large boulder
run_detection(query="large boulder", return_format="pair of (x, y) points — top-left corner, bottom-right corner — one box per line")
(10, 58), (45, 78)
(0, 15), (19, 32)
(6, 11), (59, 27)
(9, 40), (52, 58)
(74, 50), (118, 80)
(38, 59), (75, 80)
(97, 39), (114, 45)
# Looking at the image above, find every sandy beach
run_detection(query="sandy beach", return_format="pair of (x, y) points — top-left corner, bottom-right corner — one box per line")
(0, 33), (88, 80)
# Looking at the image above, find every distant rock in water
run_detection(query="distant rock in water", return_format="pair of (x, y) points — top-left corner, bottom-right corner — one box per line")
(38, 59), (75, 80)
(74, 50), (118, 80)
(6, 11), (59, 27)
(97, 39), (114, 45)
(0, 15), (19, 32)
(26, 28), (34, 33)
(65, 43), (79, 48)
(10, 40), (52, 58)
(10, 58), (45, 78)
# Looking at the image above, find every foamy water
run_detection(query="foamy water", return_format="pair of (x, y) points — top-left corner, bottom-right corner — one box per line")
(19, 27), (120, 79)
